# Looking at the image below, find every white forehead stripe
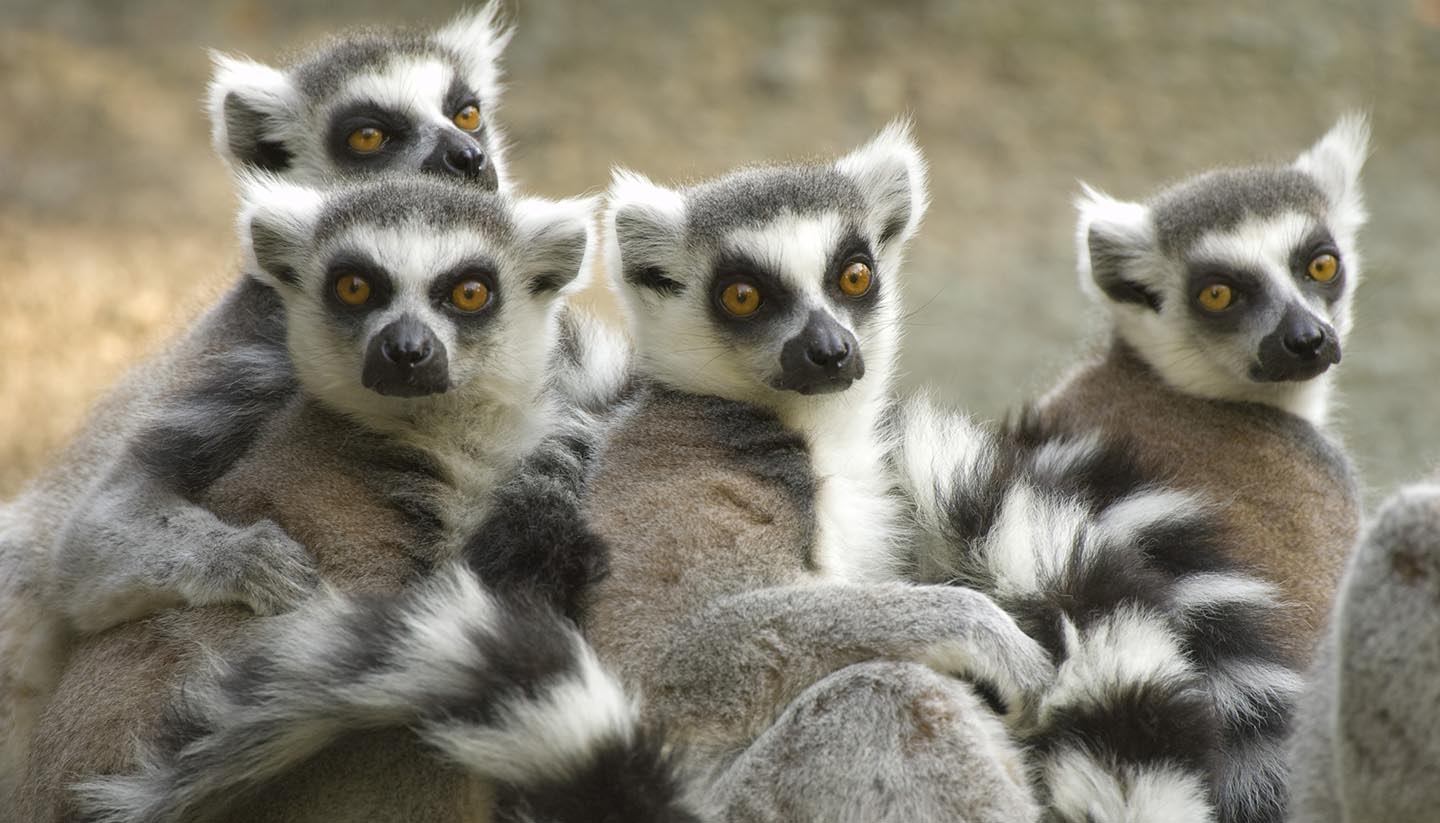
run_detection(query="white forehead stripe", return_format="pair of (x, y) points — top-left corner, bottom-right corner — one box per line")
(335, 57), (455, 125)
(1189, 211), (1320, 303)
(722, 212), (847, 302)
(321, 225), (503, 293)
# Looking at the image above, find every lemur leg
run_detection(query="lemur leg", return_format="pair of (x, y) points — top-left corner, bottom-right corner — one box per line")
(53, 464), (318, 633)
(711, 661), (1039, 823)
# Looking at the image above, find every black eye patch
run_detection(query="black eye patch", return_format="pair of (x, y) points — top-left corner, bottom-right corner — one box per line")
(1184, 263), (1269, 331)
(708, 251), (796, 329)
(429, 258), (503, 344)
(323, 251), (394, 325)
(1288, 228), (1345, 301)
(326, 103), (414, 169)
(443, 76), (482, 124)
(824, 228), (879, 314)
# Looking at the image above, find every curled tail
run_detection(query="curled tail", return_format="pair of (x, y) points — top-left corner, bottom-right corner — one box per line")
(896, 396), (1297, 823)
(74, 565), (701, 823)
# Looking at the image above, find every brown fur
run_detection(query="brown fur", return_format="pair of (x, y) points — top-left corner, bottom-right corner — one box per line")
(15, 398), (492, 823)
(1041, 340), (1359, 661)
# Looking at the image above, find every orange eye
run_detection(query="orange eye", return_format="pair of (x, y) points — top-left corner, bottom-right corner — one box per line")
(346, 127), (386, 154)
(838, 261), (873, 297)
(1197, 283), (1233, 312)
(452, 104), (481, 132)
(720, 282), (761, 317)
(335, 274), (372, 306)
(450, 279), (491, 313)
(1307, 253), (1340, 283)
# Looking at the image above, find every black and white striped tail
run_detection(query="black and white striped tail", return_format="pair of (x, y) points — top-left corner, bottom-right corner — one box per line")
(896, 397), (1298, 823)
(74, 565), (702, 823)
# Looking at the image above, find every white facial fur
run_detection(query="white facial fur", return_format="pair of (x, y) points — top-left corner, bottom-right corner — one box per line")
(603, 120), (927, 423)
(1076, 114), (1370, 426)
(237, 175), (595, 432)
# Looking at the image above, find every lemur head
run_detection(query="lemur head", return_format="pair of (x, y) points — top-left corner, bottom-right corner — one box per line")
(238, 174), (594, 424)
(1077, 114), (1369, 423)
(209, 7), (511, 189)
(604, 121), (928, 418)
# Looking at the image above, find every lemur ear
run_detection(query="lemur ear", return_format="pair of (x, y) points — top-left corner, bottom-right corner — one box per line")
(433, 4), (514, 105)
(237, 173), (325, 290)
(1294, 112), (1370, 230)
(208, 52), (300, 174)
(834, 119), (930, 251)
(605, 170), (688, 297)
(1075, 184), (1162, 312)
(512, 195), (598, 296)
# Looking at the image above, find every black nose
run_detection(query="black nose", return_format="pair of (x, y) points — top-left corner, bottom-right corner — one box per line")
(1251, 305), (1341, 383)
(363, 315), (450, 397)
(443, 145), (485, 178)
(1282, 325), (1326, 359)
(777, 310), (865, 395)
(806, 334), (852, 369)
(382, 334), (434, 368)
(421, 133), (490, 183)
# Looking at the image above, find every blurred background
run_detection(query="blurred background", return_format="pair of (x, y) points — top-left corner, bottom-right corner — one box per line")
(1, 0), (1437, 501)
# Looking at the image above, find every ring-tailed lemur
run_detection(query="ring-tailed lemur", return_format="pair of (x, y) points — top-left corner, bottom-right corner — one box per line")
(1040, 115), (1369, 660)
(582, 123), (1052, 822)
(1287, 474), (1440, 823)
(16, 175), (659, 823)
(209, 6), (510, 187)
(0, 8), (528, 799)
(897, 400), (1301, 823)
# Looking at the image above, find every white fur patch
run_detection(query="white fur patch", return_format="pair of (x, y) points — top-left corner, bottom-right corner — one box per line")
(1042, 607), (1195, 726)
(893, 393), (991, 535)
(1094, 489), (1208, 547)
(981, 483), (1091, 595)
(424, 638), (640, 786)
(1047, 747), (1216, 823)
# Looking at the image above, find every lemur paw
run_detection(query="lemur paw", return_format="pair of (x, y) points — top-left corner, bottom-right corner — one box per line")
(919, 589), (1056, 724)
(208, 520), (320, 615)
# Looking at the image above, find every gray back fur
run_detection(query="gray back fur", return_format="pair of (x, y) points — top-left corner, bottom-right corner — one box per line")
(1288, 477), (1440, 823)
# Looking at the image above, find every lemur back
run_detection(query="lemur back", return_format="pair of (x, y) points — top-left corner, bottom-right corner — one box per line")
(1041, 343), (1359, 656)
(1041, 115), (1370, 660)
(1287, 475), (1440, 823)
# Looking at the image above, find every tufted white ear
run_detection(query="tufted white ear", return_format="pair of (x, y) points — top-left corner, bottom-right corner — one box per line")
(604, 169), (689, 297)
(512, 195), (599, 296)
(207, 52), (301, 173)
(236, 172), (325, 290)
(833, 119), (930, 251)
(1074, 183), (1161, 312)
(1294, 112), (1370, 232)
(433, 4), (514, 106)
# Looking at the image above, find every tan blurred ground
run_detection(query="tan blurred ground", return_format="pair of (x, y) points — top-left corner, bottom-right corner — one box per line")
(2, 0), (1438, 501)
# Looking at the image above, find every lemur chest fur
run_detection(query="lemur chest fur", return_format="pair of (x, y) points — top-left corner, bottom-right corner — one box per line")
(799, 424), (902, 584)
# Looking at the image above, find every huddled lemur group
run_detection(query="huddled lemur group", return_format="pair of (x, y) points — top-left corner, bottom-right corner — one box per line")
(0, 7), (1429, 823)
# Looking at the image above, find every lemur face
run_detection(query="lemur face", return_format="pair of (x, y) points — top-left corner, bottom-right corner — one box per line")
(240, 175), (593, 419)
(209, 7), (511, 190)
(1078, 115), (1368, 403)
(605, 122), (928, 407)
